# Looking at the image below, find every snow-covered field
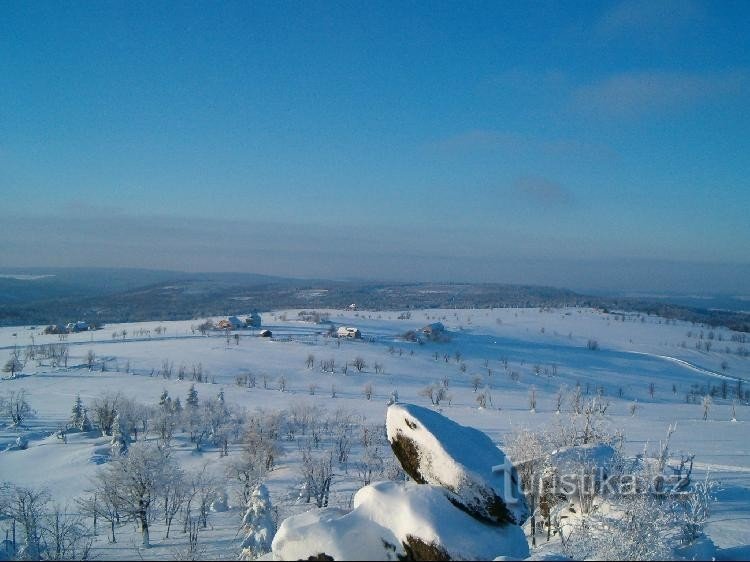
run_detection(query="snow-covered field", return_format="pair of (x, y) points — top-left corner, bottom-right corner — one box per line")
(1, 307), (748, 560)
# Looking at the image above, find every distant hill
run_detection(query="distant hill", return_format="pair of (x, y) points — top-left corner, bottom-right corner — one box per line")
(0, 267), (747, 332)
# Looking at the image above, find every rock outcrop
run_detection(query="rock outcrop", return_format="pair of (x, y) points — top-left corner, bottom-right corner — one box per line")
(386, 403), (529, 526)
(271, 404), (530, 561)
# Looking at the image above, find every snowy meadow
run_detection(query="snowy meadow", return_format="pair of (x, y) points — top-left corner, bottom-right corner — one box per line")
(0, 307), (748, 560)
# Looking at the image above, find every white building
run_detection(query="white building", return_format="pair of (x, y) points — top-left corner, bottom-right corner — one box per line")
(337, 326), (361, 339)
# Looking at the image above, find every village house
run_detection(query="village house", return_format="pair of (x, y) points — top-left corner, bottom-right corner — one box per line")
(337, 326), (362, 339)
(65, 321), (89, 333)
(244, 312), (262, 328)
(422, 322), (446, 340)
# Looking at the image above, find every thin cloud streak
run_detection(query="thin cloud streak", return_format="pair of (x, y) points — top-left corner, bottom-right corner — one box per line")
(595, 0), (703, 38)
(513, 175), (574, 206)
(570, 69), (749, 118)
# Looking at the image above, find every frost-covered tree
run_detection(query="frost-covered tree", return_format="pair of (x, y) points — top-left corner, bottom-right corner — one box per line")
(110, 412), (131, 456)
(153, 397), (180, 447)
(86, 350), (96, 371)
(70, 394), (85, 428)
(0, 484), (49, 559)
(98, 441), (173, 547)
(91, 392), (119, 436)
(227, 432), (281, 507)
(3, 348), (24, 378)
(77, 477), (121, 543)
(239, 484), (276, 560)
(186, 384), (199, 409)
(299, 449), (334, 508)
(70, 394), (92, 431)
(183, 464), (217, 530)
(161, 465), (187, 539)
(3, 389), (34, 427)
(562, 492), (675, 561)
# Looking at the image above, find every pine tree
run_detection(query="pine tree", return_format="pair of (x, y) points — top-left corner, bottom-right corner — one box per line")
(239, 484), (275, 560)
(111, 412), (130, 456)
(186, 384), (199, 409)
(70, 394), (84, 428)
(159, 389), (171, 409)
(79, 408), (93, 432)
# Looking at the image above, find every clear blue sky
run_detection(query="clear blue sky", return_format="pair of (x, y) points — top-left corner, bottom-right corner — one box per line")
(2, 1), (749, 292)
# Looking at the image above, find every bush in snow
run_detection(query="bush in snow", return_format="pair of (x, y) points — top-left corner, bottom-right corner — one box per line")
(239, 484), (276, 560)
(210, 489), (229, 513)
(562, 492), (674, 561)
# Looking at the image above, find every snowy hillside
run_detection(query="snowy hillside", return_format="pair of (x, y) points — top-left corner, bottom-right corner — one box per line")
(0, 306), (748, 560)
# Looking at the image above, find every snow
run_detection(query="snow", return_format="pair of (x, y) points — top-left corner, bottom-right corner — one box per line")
(0, 306), (748, 559)
(272, 482), (529, 561)
(386, 403), (529, 525)
(547, 443), (616, 475)
(271, 506), (401, 561)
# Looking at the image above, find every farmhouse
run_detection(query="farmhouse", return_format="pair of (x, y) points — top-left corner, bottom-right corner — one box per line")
(422, 322), (445, 336)
(422, 322), (446, 341)
(244, 312), (262, 328)
(65, 321), (89, 333)
(337, 326), (362, 339)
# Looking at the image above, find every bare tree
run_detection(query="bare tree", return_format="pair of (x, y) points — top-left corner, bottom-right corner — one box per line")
(363, 382), (374, 401)
(161, 467), (187, 539)
(1, 484), (49, 559)
(471, 375), (483, 392)
(86, 350), (96, 371)
(299, 449), (334, 508)
(3, 348), (24, 378)
(77, 482), (120, 544)
(4, 389), (34, 427)
(352, 357), (366, 372)
(44, 503), (93, 560)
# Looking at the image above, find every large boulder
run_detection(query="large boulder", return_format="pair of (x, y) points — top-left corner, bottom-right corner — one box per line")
(271, 506), (403, 561)
(271, 482), (530, 561)
(272, 404), (531, 561)
(386, 403), (529, 526)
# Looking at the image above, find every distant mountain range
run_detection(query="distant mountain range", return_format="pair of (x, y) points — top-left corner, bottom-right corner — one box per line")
(0, 267), (748, 332)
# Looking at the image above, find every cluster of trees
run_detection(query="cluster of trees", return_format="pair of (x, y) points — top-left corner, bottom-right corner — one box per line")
(505, 400), (716, 559)
(0, 484), (93, 560)
(2, 387), (403, 556)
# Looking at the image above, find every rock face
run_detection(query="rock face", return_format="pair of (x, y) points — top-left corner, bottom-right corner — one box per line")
(271, 404), (530, 561)
(386, 403), (529, 526)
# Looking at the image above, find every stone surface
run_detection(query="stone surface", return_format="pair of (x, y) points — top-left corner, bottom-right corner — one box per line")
(386, 403), (529, 526)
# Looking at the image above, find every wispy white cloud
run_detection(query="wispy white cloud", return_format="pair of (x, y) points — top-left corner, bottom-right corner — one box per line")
(595, 0), (703, 38)
(513, 175), (574, 206)
(426, 129), (617, 162)
(570, 69), (749, 118)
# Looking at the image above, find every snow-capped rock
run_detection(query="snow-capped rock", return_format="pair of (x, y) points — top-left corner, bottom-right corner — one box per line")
(271, 482), (530, 561)
(386, 403), (529, 525)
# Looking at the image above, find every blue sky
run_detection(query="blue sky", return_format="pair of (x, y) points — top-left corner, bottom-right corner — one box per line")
(2, 1), (749, 292)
